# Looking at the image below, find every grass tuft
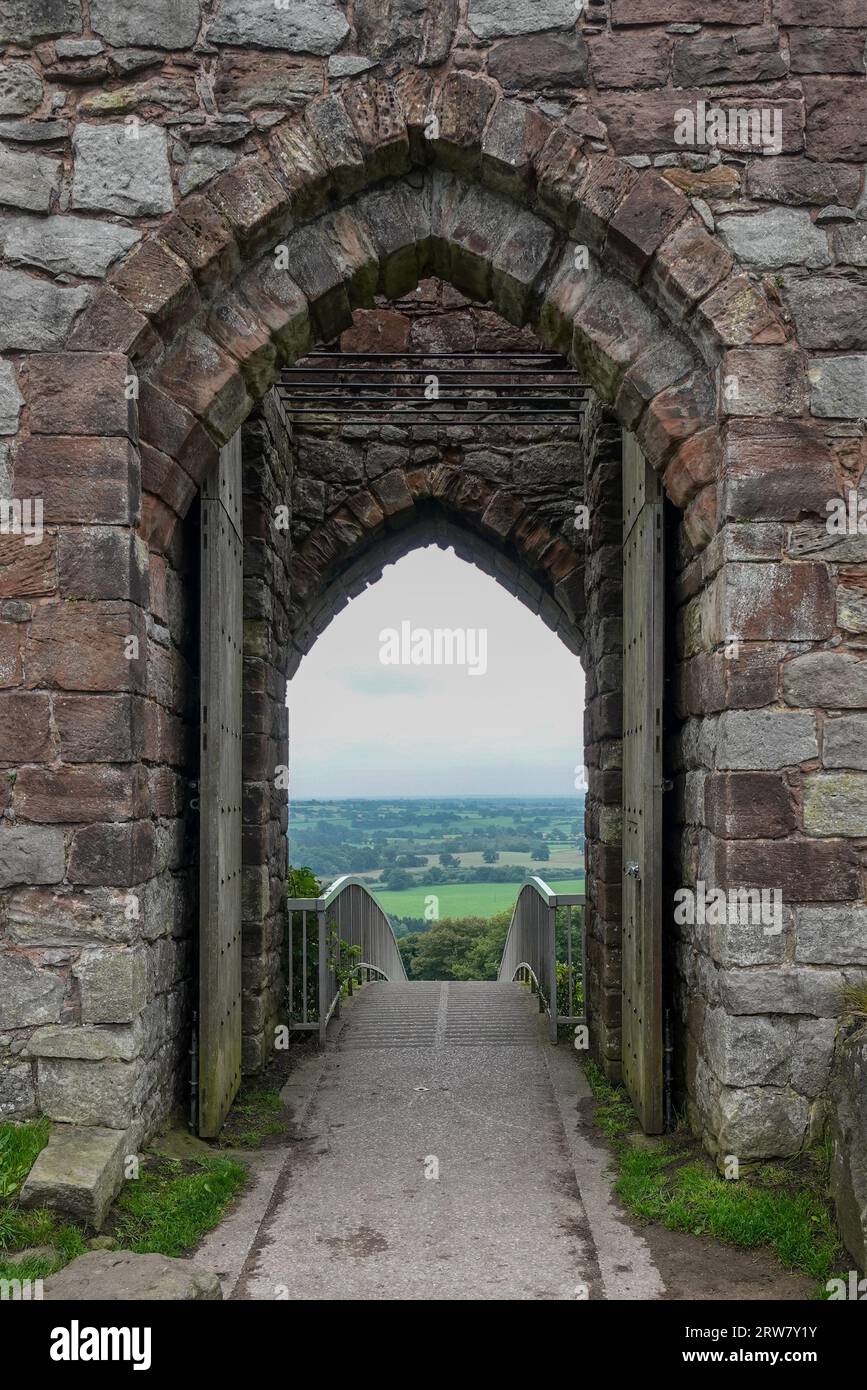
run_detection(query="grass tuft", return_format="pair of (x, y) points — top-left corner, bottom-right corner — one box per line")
(111, 1156), (247, 1258)
(580, 1060), (846, 1291)
(0, 1118), (50, 1198)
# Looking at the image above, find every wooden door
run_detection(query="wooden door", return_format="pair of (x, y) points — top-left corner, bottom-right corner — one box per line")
(621, 431), (664, 1134)
(198, 434), (244, 1137)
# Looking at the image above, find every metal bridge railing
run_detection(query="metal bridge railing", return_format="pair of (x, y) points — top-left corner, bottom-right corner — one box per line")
(286, 875), (407, 1044)
(497, 876), (586, 1043)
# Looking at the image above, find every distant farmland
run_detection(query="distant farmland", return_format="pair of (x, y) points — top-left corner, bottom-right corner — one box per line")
(372, 877), (585, 920)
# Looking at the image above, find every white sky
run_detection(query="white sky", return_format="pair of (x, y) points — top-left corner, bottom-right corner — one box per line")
(287, 544), (585, 798)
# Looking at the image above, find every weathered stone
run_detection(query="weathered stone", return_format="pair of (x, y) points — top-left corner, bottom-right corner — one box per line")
(598, 88), (803, 157)
(808, 355), (867, 419)
(72, 123), (173, 216)
(14, 438), (140, 526)
(0, 118), (69, 141)
(208, 0), (349, 54)
(91, 0), (200, 47)
(0, 145), (61, 211)
(721, 420), (837, 521)
(805, 78), (867, 162)
(835, 222), (867, 267)
(214, 51), (321, 112)
(716, 1084), (810, 1160)
(343, 79), (410, 182)
(776, 0), (865, 20)
(648, 220), (733, 323)
(723, 561), (834, 641)
(68, 822), (156, 888)
(37, 1055), (144, 1129)
(829, 1022), (867, 1271)
(672, 28), (786, 86)
(270, 119), (331, 217)
(719, 966), (844, 1018)
(0, 214), (140, 278)
(789, 28), (867, 75)
(279, 225), (351, 340)
(803, 774), (867, 838)
(824, 715), (867, 771)
(611, 0), (762, 18)
(154, 328), (251, 444)
(178, 144), (236, 197)
(589, 31), (667, 90)
(0, 0), (82, 43)
(28, 352), (136, 439)
(328, 55), (374, 78)
(207, 163), (289, 252)
(705, 1009), (835, 1093)
(56, 38), (102, 57)
(694, 272), (786, 351)
(746, 156), (861, 207)
(238, 259), (311, 362)
(0, 950), (64, 1027)
(724, 346), (807, 418)
(718, 208), (830, 271)
(0, 266), (89, 350)
(26, 1023), (142, 1062)
(796, 906), (867, 966)
(716, 710), (818, 771)
(490, 31), (589, 90)
(73, 948), (147, 1025)
(0, 1062), (35, 1119)
(354, 0), (458, 67)
(78, 75), (196, 116)
(571, 276), (659, 401)
(468, 0), (576, 39)
(303, 95), (366, 199)
(20, 1124), (128, 1229)
(0, 62), (43, 115)
(0, 826), (65, 890)
(705, 771), (796, 839)
(785, 276), (867, 352)
(606, 171), (689, 282)
(481, 99), (551, 200)
(783, 651), (867, 708)
(0, 359), (23, 434)
(43, 1249), (223, 1299)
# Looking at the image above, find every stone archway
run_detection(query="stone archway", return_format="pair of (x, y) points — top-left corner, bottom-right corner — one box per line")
(3, 64), (863, 1215)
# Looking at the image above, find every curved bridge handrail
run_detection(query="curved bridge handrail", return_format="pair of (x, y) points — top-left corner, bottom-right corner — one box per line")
(287, 873), (407, 1044)
(497, 876), (586, 1044)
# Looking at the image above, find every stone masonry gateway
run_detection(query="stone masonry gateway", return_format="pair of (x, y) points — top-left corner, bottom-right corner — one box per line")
(0, 0), (866, 1262)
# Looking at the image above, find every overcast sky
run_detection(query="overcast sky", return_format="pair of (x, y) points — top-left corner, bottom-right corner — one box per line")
(287, 544), (585, 799)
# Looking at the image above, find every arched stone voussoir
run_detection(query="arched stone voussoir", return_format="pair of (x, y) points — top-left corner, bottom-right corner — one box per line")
(288, 463), (586, 664)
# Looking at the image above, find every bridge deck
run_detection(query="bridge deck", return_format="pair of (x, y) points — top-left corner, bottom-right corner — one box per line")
(236, 981), (605, 1300)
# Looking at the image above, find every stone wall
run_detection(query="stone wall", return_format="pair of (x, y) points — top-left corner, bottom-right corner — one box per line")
(0, 0), (864, 1213)
(240, 392), (291, 1073)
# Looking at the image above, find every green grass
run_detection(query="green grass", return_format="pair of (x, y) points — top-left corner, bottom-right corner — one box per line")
(0, 1120), (88, 1282)
(580, 1061), (845, 1290)
(0, 1116), (50, 1198)
(0, 1119), (246, 1281)
(217, 1081), (285, 1149)
(373, 876), (585, 919)
(111, 1156), (246, 1258)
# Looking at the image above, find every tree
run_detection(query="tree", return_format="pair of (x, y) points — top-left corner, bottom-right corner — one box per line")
(531, 843), (550, 862)
(439, 851), (459, 869)
(481, 848), (499, 864)
(383, 867), (413, 891)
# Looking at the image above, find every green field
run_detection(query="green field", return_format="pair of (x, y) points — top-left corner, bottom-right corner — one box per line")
(372, 877), (585, 919)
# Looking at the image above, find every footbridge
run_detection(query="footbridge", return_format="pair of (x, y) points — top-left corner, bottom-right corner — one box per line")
(286, 874), (585, 1047)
